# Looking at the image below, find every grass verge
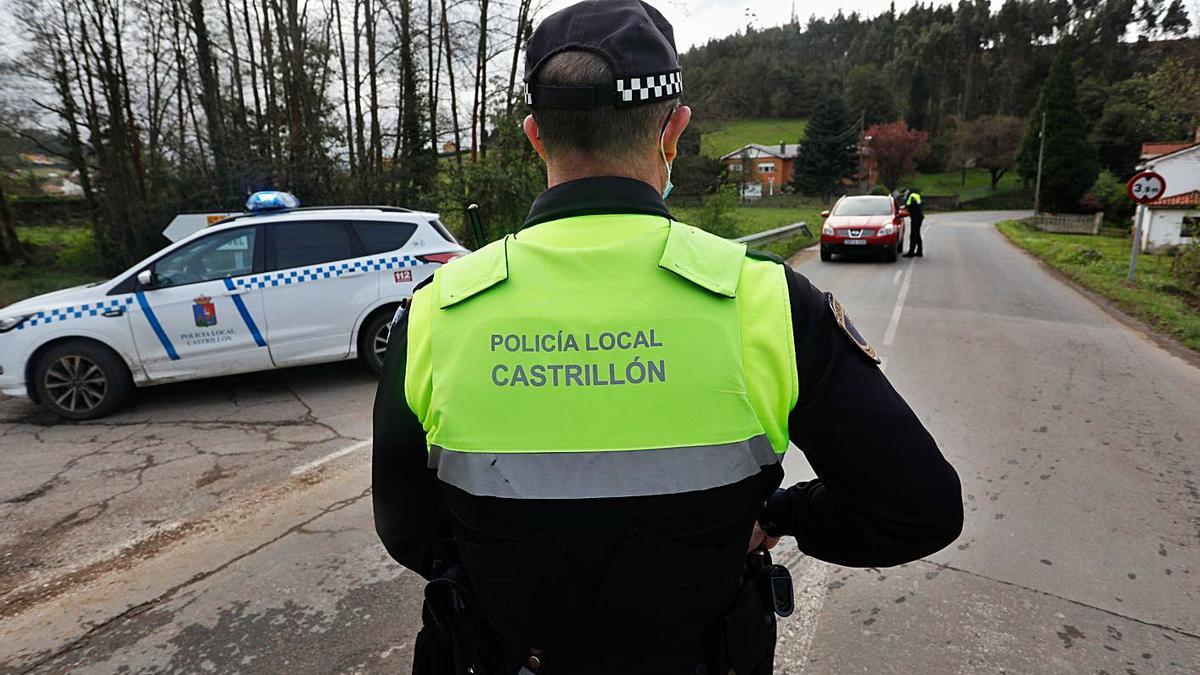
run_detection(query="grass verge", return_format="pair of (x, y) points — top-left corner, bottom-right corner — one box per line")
(673, 205), (822, 237)
(2, 225), (105, 308)
(673, 204), (820, 257)
(0, 268), (101, 308)
(996, 219), (1200, 353)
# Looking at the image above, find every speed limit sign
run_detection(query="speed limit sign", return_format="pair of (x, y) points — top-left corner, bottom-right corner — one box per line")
(1127, 171), (1166, 203)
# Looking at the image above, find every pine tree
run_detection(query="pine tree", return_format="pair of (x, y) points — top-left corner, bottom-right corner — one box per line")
(1018, 42), (1099, 213)
(1161, 0), (1192, 35)
(792, 94), (858, 200)
(906, 63), (930, 131)
(1137, 0), (1164, 35)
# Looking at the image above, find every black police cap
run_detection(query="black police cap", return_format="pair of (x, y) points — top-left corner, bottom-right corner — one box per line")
(524, 0), (682, 109)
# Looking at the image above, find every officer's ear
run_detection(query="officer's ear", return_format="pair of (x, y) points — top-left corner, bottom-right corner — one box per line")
(661, 105), (691, 164)
(523, 115), (549, 161)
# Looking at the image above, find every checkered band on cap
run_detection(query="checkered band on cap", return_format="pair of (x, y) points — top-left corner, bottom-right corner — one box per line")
(616, 71), (682, 105)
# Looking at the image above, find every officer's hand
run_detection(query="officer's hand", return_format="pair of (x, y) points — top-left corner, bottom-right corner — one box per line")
(748, 522), (781, 553)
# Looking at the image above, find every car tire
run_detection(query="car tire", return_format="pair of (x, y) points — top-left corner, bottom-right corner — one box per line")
(32, 340), (132, 420)
(885, 244), (898, 263)
(820, 247), (832, 262)
(360, 309), (395, 375)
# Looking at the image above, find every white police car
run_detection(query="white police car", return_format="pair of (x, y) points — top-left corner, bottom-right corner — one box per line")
(0, 192), (467, 419)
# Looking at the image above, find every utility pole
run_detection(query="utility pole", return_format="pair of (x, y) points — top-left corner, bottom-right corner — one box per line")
(855, 110), (866, 193)
(1033, 112), (1047, 215)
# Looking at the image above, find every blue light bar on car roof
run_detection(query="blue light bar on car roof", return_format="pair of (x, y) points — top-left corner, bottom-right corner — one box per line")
(246, 191), (301, 212)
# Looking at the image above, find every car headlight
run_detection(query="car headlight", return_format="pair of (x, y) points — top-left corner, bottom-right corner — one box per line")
(0, 314), (33, 333)
(877, 224), (894, 236)
(821, 224), (834, 235)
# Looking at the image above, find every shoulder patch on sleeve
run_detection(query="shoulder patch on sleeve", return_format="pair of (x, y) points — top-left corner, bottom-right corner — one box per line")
(437, 237), (509, 309)
(659, 222), (746, 297)
(826, 292), (881, 364)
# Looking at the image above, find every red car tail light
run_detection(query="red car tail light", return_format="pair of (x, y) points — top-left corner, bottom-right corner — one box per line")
(418, 252), (465, 264)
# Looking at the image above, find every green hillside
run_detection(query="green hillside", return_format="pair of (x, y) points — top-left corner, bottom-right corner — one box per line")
(909, 169), (1023, 198)
(700, 118), (808, 158)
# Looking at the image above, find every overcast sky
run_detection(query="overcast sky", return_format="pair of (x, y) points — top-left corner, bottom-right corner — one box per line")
(542, 0), (986, 51)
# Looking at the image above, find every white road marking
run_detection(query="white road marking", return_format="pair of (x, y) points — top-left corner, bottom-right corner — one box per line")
(787, 558), (831, 667)
(882, 263), (914, 346)
(892, 269), (903, 285)
(772, 547), (831, 668)
(291, 439), (372, 475)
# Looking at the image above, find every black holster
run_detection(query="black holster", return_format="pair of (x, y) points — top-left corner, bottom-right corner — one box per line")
(716, 552), (782, 675)
(413, 562), (498, 675)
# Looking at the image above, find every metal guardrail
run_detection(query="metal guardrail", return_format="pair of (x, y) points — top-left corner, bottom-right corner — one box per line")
(735, 222), (812, 245)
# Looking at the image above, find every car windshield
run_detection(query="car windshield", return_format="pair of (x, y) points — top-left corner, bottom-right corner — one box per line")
(155, 227), (256, 288)
(832, 197), (893, 217)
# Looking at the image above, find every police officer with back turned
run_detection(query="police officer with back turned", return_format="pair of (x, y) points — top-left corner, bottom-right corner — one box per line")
(373, 2), (963, 673)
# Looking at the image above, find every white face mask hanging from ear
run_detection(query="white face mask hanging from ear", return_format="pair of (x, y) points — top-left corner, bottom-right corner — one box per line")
(660, 107), (676, 200)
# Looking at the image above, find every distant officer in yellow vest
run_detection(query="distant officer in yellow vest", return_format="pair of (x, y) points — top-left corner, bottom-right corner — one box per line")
(903, 187), (926, 257)
(373, 2), (962, 673)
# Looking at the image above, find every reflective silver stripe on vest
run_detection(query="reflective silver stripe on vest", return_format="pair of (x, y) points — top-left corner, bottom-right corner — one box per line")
(428, 435), (779, 499)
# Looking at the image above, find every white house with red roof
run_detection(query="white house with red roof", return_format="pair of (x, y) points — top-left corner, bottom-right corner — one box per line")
(1135, 138), (1199, 251)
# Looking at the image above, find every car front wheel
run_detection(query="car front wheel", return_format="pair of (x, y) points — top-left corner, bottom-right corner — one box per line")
(820, 246), (832, 262)
(32, 340), (133, 420)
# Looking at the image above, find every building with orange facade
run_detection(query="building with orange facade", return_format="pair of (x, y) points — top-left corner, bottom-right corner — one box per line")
(720, 143), (799, 198)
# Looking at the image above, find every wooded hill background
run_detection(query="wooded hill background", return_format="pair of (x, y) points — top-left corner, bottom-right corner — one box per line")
(682, 1), (1198, 176)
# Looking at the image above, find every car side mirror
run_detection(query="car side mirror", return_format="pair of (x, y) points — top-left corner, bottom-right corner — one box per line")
(136, 269), (154, 288)
(820, 210), (831, 218)
(898, 210), (910, 218)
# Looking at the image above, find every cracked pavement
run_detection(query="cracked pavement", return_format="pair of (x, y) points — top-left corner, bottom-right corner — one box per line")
(0, 361), (376, 623)
(1, 212), (1199, 673)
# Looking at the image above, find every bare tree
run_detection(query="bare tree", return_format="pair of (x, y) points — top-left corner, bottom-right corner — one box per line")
(332, 0), (357, 179)
(2, 0), (543, 267)
(190, 0), (229, 191)
(441, 0), (463, 169)
(470, 0), (488, 161)
(0, 180), (21, 264)
(505, 0), (532, 114)
(426, 0), (439, 152)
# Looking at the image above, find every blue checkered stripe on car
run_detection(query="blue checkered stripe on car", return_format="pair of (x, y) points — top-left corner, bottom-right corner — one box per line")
(232, 254), (422, 289)
(17, 297), (135, 330)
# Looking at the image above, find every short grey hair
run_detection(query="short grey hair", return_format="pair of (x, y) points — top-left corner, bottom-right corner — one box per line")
(532, 51), (676, 162)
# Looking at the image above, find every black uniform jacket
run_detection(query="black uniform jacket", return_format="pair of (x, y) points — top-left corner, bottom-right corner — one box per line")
(373, 177), (963, 672)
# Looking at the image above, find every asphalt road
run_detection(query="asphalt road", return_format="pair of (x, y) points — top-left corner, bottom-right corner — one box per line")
(1, 210), (1198, 674)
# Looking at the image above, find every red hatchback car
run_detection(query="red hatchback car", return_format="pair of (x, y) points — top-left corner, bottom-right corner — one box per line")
(819, 195), (908, 262)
